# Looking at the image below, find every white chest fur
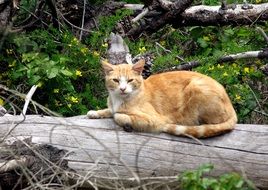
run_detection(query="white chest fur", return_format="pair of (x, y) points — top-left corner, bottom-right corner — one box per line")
(109, 92), (124, 114)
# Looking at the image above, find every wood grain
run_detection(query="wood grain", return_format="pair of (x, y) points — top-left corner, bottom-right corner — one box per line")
(0, 115), (267, 189)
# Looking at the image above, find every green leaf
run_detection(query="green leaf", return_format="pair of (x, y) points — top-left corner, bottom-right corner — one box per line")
(59, 56), (70, 64)
(29, 75), (41, 85)
(197, 38), (208, 48)
(199, 163), (214, 173)
(47, 68), (59, 79)
(61, 69), (73, 77)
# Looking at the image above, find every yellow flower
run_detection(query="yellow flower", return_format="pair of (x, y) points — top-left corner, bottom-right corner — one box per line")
(37, 82), (43, 88)
(255, 59), (262, 65)
(55, 100), (62, 106)
(139, 47), (146, 53)
(250, 67), (255, 73)
(70, 96), (79, 103)
(244, 67), (250, 74)
(71, 37), (79, 45)
(232, 63), (237, 68)
(8, 60), (16, 67)
(53, 89), (59, 93)
(93, 51), (100, 57)
(6, 49), (13, 55)
(80, 47), (88, 55)
(235, 94), (241, 101)
(203, 36), (210, 41)
(67, 104), (72, 108)
(217, 64), (224, 69)
(102, 43), (108, 48)
(223, 72), (228, 77)
(0, 98), (4, 106)
(208, 66), (214, 71)
(160, 40), (166, 46)
(75, 70), (82, 77)
(256, 0), (262, 3)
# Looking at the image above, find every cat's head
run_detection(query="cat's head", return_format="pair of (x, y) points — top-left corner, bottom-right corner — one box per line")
(101, 59), (145, 98)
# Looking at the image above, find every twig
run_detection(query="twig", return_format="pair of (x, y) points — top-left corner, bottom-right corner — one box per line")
(79, 0), (87, 40)
(21, 85), (37, 116)
(256, 26), (268, 43)
(0, 84), (60, 116)
(254, 109), (268, 117)
(247, 84), (263, 111)
(155, 42), (185, 61)
(18, 4), (50, 28)
(132, 7), (149, 23)
(164, 61), (201, 72)
(58, 11), (93, 33)
(135, 137), (151, 175)
(246, 83), (268, 119)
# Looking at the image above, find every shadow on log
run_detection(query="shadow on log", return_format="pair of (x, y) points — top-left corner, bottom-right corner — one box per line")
(0, 115), (267, 189)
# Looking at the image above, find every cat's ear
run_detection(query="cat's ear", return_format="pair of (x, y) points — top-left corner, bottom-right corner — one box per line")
(132, 59), (145, 74)
(101, 60), (114, 75)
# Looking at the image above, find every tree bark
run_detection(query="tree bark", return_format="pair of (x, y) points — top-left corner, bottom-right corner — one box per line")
(0, 115), (267, 189)
(125, 2), (268, 39)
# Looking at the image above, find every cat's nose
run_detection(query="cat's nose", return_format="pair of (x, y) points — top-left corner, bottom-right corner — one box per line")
(120, 87), (126, 92)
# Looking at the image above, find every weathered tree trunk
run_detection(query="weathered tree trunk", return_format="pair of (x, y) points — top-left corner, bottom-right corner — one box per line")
(124, 2), (268, 39)
(0, 115), (267, 189)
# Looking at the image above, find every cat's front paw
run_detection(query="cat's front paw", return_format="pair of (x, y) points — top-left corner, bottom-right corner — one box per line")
(114, 113), (132, 128)
(87, 110), (100, 119)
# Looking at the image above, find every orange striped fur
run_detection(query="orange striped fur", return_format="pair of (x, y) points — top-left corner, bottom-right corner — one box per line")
(87, 59), (237, 138)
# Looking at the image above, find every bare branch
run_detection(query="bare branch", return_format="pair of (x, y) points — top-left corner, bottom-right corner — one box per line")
(256, 27), (268, 44)
(132, 7), (149, 23)
(79, 0), (87, 40)
(21, 85), (37, 116)
(218, 49), (268, 63)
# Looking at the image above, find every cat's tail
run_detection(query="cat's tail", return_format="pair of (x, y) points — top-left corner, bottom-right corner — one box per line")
(163, 114), (237, 138)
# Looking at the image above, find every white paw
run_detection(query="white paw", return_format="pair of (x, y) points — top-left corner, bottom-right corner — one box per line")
(87, 110), (100, 119)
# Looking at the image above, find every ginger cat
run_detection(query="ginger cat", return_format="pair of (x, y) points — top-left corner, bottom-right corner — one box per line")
(87, 59), (237, 138)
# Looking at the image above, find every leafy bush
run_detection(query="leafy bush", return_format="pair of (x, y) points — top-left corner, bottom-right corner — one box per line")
(1, 29), (106, 116)
(0, 9), (134, 116)
(178, 164), (255, 190)
(0, 3), (267, 123)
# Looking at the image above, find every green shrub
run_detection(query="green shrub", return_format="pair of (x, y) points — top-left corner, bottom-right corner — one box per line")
(178, 164), (255, 190)
(1, 28), (106, 116)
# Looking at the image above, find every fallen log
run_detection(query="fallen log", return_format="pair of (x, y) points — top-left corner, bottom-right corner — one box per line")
(125, 2), (268, 39)
(0, 115), (267, 189)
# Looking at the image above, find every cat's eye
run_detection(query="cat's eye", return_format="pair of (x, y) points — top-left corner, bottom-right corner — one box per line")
(128, 79), (134, 83)
(113, 79), (119, 83)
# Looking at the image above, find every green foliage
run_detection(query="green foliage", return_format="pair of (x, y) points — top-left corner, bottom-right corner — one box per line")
(1, 2), (267, 123)
(1, 28), (106, 116)
(178, 164), (255, 190)
(0, 9), (134, 116)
